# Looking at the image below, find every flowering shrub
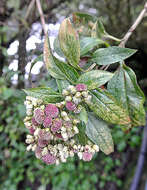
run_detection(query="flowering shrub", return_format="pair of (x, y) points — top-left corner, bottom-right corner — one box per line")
(24, 13), (145, 165)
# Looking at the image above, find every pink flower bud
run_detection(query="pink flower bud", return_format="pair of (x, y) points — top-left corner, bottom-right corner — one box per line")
(42, 153), (56, 165)
(38, 129), (51, 141)
(51, 119), (62, 133)
(43, 117), (52, 128)
(35, 146), (42, 159)
(29, 126), (35, 135)
(32, 117), (39, 126)
(82, 152), (93, 162)
(45, 104), (59, 118)
(66, 101), (76, 111)
(76, 84), (87, 91)
(38, 139), (48, 148)
(55, 133), (63, 139)
(34, 109), (45, 124)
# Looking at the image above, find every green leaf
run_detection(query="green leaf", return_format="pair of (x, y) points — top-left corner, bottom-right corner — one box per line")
(77, 70), (114, 90)
(24, 87), (63, 103)
(54, 58), (79, 84)
(92, 46), (137, 65)
(53, 37), (65, 58)
(59, 18), (81, 70)
(43, 33), (65, 79)
(91, 20), (121, 42)
(88, 89), (131, 126)
(75, 122), (89, 145)
(80, 37), (106, 56)
(107, 64), (145, 127)
(86, 113), (114, 155)
(78, 107), (88, 124)
(56, 79), (70, 93)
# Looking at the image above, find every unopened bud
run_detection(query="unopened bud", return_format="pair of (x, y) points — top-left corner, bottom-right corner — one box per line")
(75, 92), (81, 98)
(61, 111), (67, 117)
(62, 89), (69, 96)
(65, 96), (72, 102)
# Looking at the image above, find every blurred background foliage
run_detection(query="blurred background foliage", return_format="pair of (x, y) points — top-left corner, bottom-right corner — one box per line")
(0, 0), (147, 190)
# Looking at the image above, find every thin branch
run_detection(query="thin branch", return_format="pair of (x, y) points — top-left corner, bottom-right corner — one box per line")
(130, 117), (147, 190)
(36, 0), (47, 34)
(119, 2), (147, 47)
(25, 0), (36, 21)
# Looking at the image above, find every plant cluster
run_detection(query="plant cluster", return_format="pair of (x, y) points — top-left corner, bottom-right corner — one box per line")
(0, 78), (143, 189)
(24, 84), (99, 165)
(24, 12), (145, 165)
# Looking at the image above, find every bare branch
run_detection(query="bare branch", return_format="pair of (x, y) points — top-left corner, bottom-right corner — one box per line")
(25, 0), (35, 21)
(119, 2), (147, 47)
(36, 0), (47, 34)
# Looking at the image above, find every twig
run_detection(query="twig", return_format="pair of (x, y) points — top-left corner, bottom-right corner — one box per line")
(130, 117), (147, 190)
(119, 2), (147, 47)
(25, 0), (36, 21)
(36, 0), (47, 34)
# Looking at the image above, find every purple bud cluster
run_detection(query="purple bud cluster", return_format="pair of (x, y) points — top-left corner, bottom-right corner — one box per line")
(24, 84), (99, 165)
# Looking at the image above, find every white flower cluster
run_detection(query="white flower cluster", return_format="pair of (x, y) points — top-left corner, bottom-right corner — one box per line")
(24, 84), (99, 165)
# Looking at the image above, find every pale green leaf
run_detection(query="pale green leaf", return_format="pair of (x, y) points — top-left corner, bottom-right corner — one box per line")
(92, 46), (137, 65)
(80, 37), (106, 56)
(86, 113), (114, 155)
(88, 89), (131, 126)
(43, 33), (65, 79)
(24, 87), (63, 103)
(107, 64), (145, 127)
(77, 70), (114, 90)
(59, 18), (81, 69)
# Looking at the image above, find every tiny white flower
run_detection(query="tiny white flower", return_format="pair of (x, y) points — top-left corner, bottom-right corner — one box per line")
(57, 144), (63, 150)
(61, 157), (67, 163)
(75, 92), (81, 98)
(73, 126), (79, 134)
(40, 105), (45, 110)
(84, 95), (92, 103)
(56, 159), (60, 165)
(26, 109), (32, 116)
(62, 89), (69, 96)
(56, 103), (62, 108)
(73, 119), (80, 125)
(78, 145), (81, 149)
(73, 145), (78, 150)
(32, 144), (37, 151)
(26, 134), (33, 139)
(34, 128), (40, 137)
(26, 144), (32, 151)
(73, 97), (81, 104)
(63, 146), (68, 152)
(45, 128), (50, 132)
(65, 96), (72, 102)
(64, 152), (69, 158)
(42, 147), (48, 156)
(61, 101), (66, 106)
(61, 111), (67, 117)
(62, 132), (68, 139)
(93, 145), (99, 152)
(63, 116), (70, 122)
(78, 152), (83, 159)
(61, 127), (66, 132)
(26, 138), (34, 144)
(26, 104), (33, 109)
(70, 139), (75, 145)
(81, 91), (88, 97)
(68, 85), (75, 90)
